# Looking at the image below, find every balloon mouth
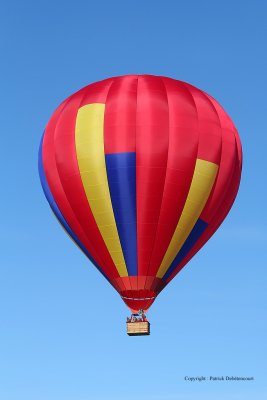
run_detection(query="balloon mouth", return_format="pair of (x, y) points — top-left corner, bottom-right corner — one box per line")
(120, 290), (157, 312)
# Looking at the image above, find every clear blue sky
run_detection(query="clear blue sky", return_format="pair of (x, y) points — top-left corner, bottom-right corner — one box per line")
(1, 1), (266, 399)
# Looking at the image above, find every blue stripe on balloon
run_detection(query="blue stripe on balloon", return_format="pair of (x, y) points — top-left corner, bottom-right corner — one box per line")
(162, 218), (208, 280)
(38, 133), (110, 282)
(105, 152), (137, 276)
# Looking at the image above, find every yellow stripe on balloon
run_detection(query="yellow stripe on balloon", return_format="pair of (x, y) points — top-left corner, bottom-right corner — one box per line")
(75, 103), (128, 277)
(156, 159), (219, 278)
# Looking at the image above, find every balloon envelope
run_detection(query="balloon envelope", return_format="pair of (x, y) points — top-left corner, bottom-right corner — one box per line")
(39, 75), (242, 312)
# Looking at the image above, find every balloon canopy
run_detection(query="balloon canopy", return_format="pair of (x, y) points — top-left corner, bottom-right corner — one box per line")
(39, 75), (242, 312)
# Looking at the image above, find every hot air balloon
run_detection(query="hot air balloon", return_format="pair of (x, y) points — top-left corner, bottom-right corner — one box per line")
(39, 75), (242, 335)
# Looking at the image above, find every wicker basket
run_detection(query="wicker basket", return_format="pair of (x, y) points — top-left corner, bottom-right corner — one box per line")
(127, 321), (150, 336)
